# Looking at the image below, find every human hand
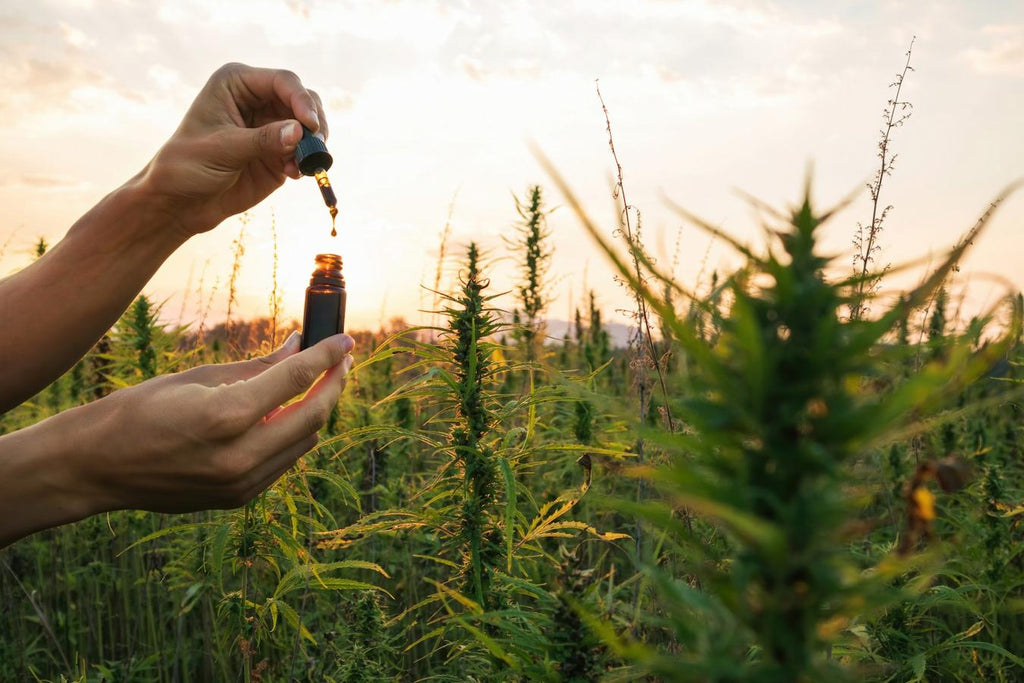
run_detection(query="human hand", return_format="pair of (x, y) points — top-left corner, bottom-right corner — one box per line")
(140, 62), (328, 238)
(73, 331), (353, 514)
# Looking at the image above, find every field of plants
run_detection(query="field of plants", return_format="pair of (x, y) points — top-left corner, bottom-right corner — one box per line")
(2, 57), (1024, 683)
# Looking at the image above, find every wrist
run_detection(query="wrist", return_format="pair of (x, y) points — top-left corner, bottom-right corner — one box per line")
(0, 405), (108, 546)
(65, 170), (193, 256)
(124, 164), (197, 247)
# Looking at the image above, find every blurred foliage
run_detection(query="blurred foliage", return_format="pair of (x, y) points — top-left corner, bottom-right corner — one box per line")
(1, 177), (1023, 683)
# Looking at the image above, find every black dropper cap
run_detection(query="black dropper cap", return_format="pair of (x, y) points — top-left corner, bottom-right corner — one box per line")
(295, 126), (333, 176)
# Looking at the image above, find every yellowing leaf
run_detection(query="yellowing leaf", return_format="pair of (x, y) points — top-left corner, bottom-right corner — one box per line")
(993, 501), (1024, 518)
(912, 487), (936, 521)
(958, 620), (985, 639)
(817, 614), (850, 639)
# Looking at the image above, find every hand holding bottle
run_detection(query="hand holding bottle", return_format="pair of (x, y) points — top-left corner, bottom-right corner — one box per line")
(0, 333), (354, 547)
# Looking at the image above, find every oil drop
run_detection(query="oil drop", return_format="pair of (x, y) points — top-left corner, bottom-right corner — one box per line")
(295, 127), (340, 237)
(314, 169), (339, 237)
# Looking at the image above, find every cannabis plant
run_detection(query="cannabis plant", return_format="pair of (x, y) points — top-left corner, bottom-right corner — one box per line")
(543, 156), (1022, 680)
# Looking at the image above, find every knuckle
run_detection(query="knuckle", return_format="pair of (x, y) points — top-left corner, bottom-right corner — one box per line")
(214, 62), (244, 80)
(277, 69), (301, 87)
(287, 361), (318, 393)
(203, 396), (255, 438)
(252, 354), (277, 370)
(255, 125), (271, 152)
(303, 404), (330, 435)
(321, 341), (346, 367)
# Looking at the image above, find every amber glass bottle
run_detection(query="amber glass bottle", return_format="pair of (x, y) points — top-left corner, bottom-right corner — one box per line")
(300, 253), (347, 350)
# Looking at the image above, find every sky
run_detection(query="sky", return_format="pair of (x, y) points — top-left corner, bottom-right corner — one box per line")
(1, 0), (1022, 335)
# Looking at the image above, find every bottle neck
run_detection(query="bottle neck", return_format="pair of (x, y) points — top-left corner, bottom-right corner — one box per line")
(310, 273), (345, 288)
(310, 253), (344, 288)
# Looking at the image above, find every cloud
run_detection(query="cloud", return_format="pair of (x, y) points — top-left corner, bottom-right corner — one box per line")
(322, 87), (356, 113)
(454, 54), (542, 82)
(963, 25), (1024, 77)
(438, 0), (843, 98)
(59, 22), (95, 49)
(147, 64), (181, 90)
(0, 57), (146, 115)
(0, 7), (153, 123)
(284, 0), (311, 20)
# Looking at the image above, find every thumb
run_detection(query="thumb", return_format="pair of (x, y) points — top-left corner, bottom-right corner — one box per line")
(224, 119), (302, 165)
(224, 331), (302, 379)
(177, 331), (302, 389)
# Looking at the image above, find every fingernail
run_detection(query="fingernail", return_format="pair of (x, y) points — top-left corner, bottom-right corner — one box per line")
(342, 355), (355, 374)
(282, 330), (301, 351)
(280, 121), (301, 147)
(308, 108), (320, 132)
(333, 333), (354, 354)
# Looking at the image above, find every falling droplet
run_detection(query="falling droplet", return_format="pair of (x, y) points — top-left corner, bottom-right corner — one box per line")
(329, 206), (338, 237)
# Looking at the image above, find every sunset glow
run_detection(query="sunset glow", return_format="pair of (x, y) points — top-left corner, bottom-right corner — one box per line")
(1, 0), (1022, 332)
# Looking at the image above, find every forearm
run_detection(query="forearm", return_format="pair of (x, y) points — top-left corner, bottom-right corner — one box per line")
(0, 331), (352, 547)
(0, 172), (185, 412)
(0, 404), (108, 547)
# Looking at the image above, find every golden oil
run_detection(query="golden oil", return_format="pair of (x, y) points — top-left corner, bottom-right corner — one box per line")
(314, 169), (339, 237)
(300, 253), (347, 350)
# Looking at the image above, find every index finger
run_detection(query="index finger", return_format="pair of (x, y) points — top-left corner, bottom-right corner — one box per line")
(226, 333), (354, 418)
(228, 64), (321, 133)
(187, 331), (302, 388)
